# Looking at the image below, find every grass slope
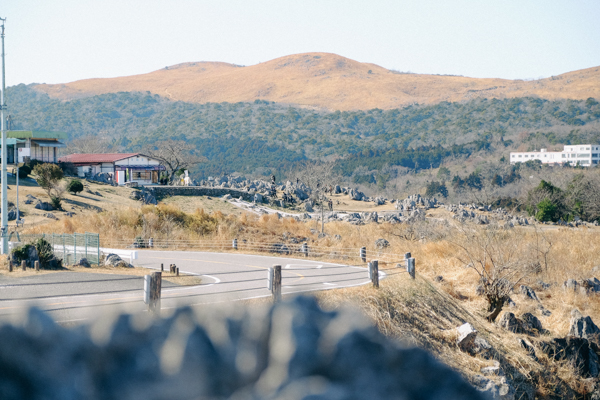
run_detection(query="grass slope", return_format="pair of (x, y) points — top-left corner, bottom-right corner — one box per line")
(34, 52), (600, 111)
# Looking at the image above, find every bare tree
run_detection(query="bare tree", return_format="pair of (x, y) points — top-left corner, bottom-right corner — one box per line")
(143, 140), (206, 182)
(292, 162), (340, 233)
(450, 224), (537, 322)
(67, 136), (114, 154)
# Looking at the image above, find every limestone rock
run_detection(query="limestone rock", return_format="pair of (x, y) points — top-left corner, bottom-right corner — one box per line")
(519, 285), (539, 301)
(375, 238), (389, 249)
(541, 337), (600, 378)
(0, 297), (486, 400)
(102, 253), (132, 268)
(456, 322), (477, 352)
(569, 309), (600, 343)
(77, 258), (91, 268)
(34, 201), (54, 211)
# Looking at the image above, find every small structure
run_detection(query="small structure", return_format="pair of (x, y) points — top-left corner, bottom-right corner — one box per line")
(58, 153), (166, 185)
(510, 145), (600, 167)
(7, 130), (68, 164)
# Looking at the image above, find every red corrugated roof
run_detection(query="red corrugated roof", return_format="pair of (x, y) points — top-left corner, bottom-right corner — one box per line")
(58, 153), (142, 164)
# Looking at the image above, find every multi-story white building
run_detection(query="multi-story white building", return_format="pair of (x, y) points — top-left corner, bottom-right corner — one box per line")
(510, 145), (600, 167)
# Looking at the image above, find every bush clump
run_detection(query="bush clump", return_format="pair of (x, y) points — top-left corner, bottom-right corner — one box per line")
(67, 179), (84, 195)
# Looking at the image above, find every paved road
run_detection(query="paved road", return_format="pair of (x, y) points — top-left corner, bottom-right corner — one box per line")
(0, 250), (378, 324)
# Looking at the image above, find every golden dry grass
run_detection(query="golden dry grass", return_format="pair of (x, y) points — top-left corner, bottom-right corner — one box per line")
(34, 52), (600, 111)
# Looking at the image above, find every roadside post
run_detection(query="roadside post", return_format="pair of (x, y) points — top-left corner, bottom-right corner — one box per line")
(270, 264), (281, 302)
(144, 271), (162, 315)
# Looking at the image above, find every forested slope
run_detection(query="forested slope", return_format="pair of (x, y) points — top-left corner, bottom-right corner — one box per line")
(6, 84), (600, 179)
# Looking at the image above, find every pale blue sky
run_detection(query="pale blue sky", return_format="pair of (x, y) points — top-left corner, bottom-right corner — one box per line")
(3, 0), (600, 86)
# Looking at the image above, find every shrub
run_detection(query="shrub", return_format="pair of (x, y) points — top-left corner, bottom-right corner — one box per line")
(50, 196), (62, 210)
(18, 164), (31, 179)
(535, 198), (559, 222)
(67, 179), (84, 195)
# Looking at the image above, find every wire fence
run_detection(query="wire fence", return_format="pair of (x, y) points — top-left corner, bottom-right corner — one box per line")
(101, 237), (408, 266)
(0, 257), (411, 311)
(10, 232), (101, 265)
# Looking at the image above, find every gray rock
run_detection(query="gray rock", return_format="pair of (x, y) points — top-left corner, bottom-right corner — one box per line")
(77, 258), (91, 268)
(569, 309), (600, 343)
(334, 234), (342, 241)
(541, 337), (600, 378)
(34, 201), (54, 211)
(518, 338), (538, 361)
(45, 213), (56, 219)
(303, 202), (313, 212)
(434, 275), (444, 283)
(375, 238), (389, 249)
(498, 312), (524, 334)
(471, 374), (515, 399)
(521, 313), (544, 335)
(564, 278), (579, 291)
(519, 285), (539, 301)
(222, 194), (232, 200)
(0, 297), (486, 400)
(456, 322), (477, 352)
(253, 193), (263, 203)
(102, 253), (132, 268)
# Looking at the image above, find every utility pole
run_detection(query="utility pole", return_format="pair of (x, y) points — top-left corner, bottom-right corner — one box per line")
(0, 17), (7, 254)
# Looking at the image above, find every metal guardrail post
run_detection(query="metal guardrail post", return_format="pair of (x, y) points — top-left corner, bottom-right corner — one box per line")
(232, 238), (238, 250)
(302, 242), (308, 257)
(360, 247), (367, 263)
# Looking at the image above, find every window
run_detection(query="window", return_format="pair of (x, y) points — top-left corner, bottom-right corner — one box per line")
(577, 154), (590, 158)
(562, 154), (566, 158)
(132, 171), (151, 180)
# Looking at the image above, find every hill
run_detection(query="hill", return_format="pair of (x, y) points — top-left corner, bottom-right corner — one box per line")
(7, 84), (600, 185)
(33, 53), (600, 111)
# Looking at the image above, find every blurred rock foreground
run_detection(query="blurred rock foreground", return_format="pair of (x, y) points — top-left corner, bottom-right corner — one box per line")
(0, 297), (484, 400)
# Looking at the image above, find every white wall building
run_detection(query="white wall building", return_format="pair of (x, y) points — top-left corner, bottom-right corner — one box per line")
(58, 153), (166, 185)
(510, 145), (600, 167)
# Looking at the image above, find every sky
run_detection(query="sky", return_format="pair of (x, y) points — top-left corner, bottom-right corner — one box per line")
(2, 0), (600, 86)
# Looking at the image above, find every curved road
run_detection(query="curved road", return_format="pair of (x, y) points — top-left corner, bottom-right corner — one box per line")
(0, 250), (380, 324)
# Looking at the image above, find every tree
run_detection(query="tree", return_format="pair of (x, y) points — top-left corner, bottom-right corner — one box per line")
(143, 140), (206, 182)
(33, 163), (65, 208)
(66, 179), (84, 195)
(450, 225), (538, 322)
(425, 181), (448, 198)
(293, 162), (340, 233)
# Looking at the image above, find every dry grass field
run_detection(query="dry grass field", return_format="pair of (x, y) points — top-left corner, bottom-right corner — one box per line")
(34, 52), (600, 111)
(6, 178), (600, 396)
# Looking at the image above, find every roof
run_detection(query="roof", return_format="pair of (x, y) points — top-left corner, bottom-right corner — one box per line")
(58, 153), (143, 164)
(8, 130), (68, 140)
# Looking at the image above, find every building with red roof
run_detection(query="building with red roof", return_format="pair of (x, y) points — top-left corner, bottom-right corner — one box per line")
(58, 153), (165, 185)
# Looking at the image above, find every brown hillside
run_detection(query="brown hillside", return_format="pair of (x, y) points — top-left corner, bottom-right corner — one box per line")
(34, 53), (600, 111)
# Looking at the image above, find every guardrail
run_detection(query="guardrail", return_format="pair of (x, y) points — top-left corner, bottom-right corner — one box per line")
(1, 253), (416, 315)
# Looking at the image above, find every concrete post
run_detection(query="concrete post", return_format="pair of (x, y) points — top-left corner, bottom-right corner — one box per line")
(370, 260), (379, 288)
(34, 260), (39, 271)
(407, 257), (415, 279)
(272, 264), (282, 302)
(21, 260), (26, 271)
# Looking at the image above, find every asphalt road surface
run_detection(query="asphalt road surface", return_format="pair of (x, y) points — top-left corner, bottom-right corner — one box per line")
(0, 250), (379, 324)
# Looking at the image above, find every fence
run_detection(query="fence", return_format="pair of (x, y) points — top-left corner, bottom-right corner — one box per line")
(102, 237), (407, 266)
(1, 247), (416, 316)
(12, 232), (101, 265)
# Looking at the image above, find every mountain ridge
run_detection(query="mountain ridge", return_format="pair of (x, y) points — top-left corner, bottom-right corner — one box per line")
(33, 52), (600, 111)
